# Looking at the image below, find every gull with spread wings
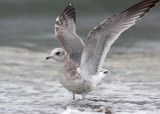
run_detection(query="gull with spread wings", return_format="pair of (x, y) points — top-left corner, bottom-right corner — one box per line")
(46, 0), (160, 99)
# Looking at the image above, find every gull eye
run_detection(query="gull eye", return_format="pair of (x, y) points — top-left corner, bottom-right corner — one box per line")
(55, 52), (60, 55)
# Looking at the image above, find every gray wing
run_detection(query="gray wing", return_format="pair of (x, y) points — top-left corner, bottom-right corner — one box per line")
(55, 4), (84, 64)
(81, 0), (159, 75)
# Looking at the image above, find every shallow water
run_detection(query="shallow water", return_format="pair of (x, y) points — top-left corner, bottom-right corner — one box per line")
(0, 44), (160, 114)
(0, 0), (160, 113)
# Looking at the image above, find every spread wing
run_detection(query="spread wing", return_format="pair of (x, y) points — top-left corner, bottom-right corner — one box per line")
(55, 4), (84, 64)
(81, 0), (159, 75)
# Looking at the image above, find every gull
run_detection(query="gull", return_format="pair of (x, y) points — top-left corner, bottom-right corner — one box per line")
(46, 0), (160, 99)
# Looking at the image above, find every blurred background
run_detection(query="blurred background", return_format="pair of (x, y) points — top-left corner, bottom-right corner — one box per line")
(0, 0), (160, 114)
(0, 0), (160, 51)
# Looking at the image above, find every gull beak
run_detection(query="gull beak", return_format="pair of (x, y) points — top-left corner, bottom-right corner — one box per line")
(46, 56), (53, 60)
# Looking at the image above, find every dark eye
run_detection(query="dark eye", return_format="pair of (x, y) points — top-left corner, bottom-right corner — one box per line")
(55, 52), (60, 55)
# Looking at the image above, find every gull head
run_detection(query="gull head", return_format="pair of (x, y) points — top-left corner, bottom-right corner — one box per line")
(46, 48), (66, 62)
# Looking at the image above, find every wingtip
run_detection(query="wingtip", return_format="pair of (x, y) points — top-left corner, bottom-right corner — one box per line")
(69, 3), (73, 6)
(62, 3), (75, 13)
(59, 3), (76, 23)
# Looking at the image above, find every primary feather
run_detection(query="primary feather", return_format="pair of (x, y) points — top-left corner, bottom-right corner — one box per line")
(55, 4), (84, 65)
(80, 0), (160, 76)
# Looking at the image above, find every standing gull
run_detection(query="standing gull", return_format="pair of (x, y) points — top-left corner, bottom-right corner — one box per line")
(46, 0), (160, 99)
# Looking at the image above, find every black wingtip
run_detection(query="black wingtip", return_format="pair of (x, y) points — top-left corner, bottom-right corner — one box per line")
(69, 3), (73, 6)
(61, 3), (75, 14)
(60, 3), (76, 23)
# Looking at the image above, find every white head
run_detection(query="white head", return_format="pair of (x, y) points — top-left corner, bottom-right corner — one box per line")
(46, 48), (67, 62)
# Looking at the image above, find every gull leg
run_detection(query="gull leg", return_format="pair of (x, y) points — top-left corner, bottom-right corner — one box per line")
(72, 93), (75, 100)
(82, 93), (86, 99)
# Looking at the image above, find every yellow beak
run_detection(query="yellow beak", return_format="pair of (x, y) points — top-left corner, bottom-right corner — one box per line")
(46, 56), (53, 60)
